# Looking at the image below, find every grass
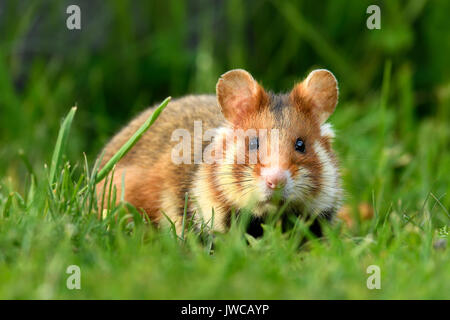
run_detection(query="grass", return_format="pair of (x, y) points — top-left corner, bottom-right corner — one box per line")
(0, 63), (449, 299)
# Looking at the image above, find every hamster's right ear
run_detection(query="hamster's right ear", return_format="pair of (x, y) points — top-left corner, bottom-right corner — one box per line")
(216, 69), (268, 124)
(291, 69), (339, 124)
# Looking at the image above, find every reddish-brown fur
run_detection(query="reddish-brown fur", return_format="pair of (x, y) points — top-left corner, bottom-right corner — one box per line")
(97, 69), (342, 233)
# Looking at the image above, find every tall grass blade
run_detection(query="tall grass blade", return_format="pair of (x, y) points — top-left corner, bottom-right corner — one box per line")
(49, 106), (77, 185)
(96, 97), (171, 183)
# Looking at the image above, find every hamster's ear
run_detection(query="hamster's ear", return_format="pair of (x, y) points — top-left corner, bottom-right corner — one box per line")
(216, 69), (268, 124)
(291, 69), (338, 124)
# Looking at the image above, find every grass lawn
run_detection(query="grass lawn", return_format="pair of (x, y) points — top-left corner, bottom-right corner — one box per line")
(0, 61), (449, 300)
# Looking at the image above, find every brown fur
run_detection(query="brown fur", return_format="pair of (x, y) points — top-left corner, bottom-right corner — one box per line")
(97, 69), (342, 234)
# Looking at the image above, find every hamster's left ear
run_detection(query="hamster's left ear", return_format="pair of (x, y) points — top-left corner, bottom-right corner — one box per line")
(290, 69), (338, 124)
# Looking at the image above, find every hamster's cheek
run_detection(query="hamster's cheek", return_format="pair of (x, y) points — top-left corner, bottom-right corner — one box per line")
(283, 174), (295, 198)
(291, 167), (315, 199)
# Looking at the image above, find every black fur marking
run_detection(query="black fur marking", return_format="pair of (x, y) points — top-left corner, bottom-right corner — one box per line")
(269, 93), (289, 119)
(246, 216), (265, 238)
(224, 209), (233, 229)
(320, 208), (336, 221)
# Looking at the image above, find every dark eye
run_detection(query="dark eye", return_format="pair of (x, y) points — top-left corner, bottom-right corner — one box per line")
(249, 137), (259, 151)
(295, 138), (305, 153)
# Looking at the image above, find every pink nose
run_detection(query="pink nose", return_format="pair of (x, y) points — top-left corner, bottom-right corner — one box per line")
(265, 171), (287, 189)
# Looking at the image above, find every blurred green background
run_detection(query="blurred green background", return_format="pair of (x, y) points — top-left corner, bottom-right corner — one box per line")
(1, 0), (449, 208)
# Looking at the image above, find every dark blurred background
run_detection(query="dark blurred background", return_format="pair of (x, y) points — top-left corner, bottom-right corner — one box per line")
(1, 0), (449, 192)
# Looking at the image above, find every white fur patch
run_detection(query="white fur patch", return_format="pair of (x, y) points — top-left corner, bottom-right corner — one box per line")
(290, 167), (314, 203)
(307, 141), (341, 215)
(320, 123), (335, 138)
(191, 166), (228, 232)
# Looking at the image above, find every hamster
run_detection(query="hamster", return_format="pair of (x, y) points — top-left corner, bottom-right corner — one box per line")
(97, 69), (343, 236)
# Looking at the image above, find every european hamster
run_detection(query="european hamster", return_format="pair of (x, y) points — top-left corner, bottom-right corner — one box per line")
(97, 69), (343, 236)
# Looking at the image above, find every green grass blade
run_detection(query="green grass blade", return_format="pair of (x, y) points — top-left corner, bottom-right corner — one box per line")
(2, 192), (14, 218)
(181, 192), (189, 241)
(49, 106), (77, 185)
(96, 96), (171, 183)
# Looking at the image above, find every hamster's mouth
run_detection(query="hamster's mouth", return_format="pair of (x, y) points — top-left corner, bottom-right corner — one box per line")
(263, 199), (287, 208)
(254, 196), (288, 217)
(260, 188), (287, 204)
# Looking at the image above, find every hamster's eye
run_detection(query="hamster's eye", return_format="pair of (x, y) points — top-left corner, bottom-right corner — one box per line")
(295, 138), (305, 153)
(249, 137), (259, 151)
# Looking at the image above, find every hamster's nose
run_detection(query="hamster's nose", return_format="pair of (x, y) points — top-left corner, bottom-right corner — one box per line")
(264, 170), (287, 189)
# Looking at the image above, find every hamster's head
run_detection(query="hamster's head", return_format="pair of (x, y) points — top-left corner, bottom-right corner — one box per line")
(214, 69), (342, 216)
